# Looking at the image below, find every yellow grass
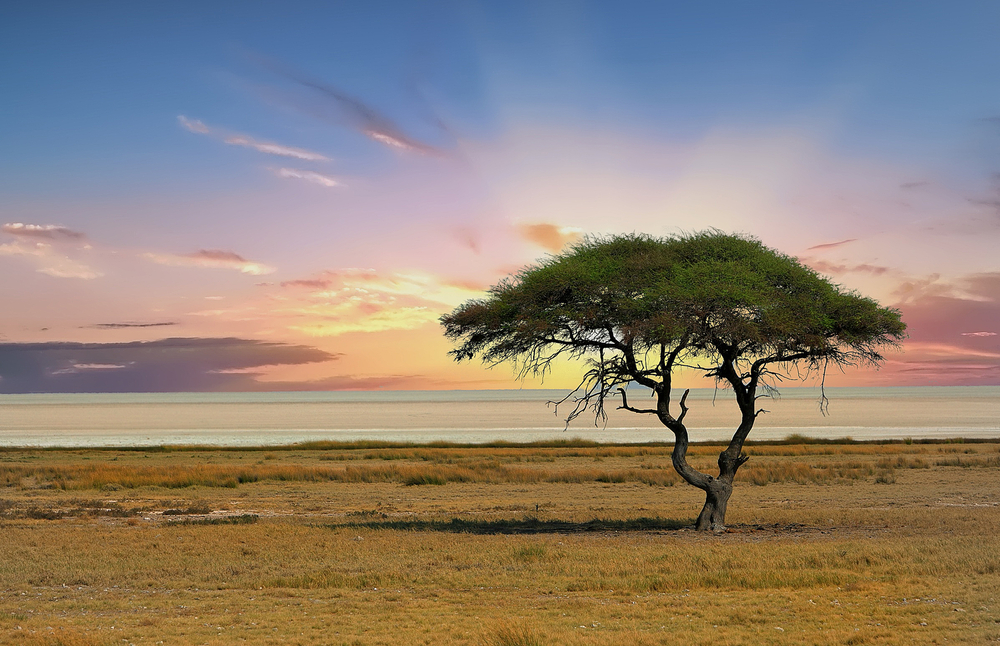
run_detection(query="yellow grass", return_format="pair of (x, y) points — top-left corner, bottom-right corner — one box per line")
(2, 439), (996, 491)
(0, 440), (998, 644)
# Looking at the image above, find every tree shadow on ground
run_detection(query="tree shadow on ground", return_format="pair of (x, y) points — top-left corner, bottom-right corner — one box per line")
(327, 516), (693, 535)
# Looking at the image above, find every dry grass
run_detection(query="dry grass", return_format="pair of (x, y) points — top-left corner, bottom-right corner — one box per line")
(2, 439), (996, 491)
(0, 440), (998, 644)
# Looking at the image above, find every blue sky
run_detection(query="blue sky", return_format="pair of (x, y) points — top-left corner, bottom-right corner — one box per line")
(6, 1), (998, 190)
(1, 1), (999, 391)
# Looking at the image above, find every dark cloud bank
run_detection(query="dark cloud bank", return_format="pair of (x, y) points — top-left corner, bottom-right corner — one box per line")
(0, 338), (337, 393)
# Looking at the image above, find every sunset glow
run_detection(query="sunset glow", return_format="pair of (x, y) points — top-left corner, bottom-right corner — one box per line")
(2, 2), (999, 392)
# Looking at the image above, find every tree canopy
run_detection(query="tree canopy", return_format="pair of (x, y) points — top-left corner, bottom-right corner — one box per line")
(442, 231), (906, 530)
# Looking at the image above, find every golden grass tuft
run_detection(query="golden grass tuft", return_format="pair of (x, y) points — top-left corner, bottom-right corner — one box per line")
(14, 632), (110, 646)
(483, 622), (543, 646)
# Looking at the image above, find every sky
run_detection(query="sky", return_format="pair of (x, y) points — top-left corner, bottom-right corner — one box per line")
(1, 1), (999, 393)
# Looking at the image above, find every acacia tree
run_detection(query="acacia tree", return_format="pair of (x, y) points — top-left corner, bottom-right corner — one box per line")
(441, 232), (906, 531)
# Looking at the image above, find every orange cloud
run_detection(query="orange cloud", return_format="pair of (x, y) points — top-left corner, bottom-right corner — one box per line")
(517, 223), (583, 253)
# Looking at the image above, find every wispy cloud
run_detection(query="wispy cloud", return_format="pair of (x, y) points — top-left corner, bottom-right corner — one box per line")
(294, 81), (439, 154)
(144, 249), (275, 275)
(53, 363), (130, 373)
(0, 241), (101, 279)
(806, 238), (857, 251)
(222, 135), (328, 161)
(177, 115), (329, 161)
(3, 223), (86, 241)
(273, 167), (341, 187)
(892, 274), (955, 304)
(253, 56), (443, 155)
(177, 116), (210, 134)
(280, 278), (334, 289)
(516, 223), (584, 253)
(966, 173), (1000, 216)
(806, 259), (890, 277)
(86, 322), (177, 330)
(265, 268), (484, 336)
(968, 196), (1000, 211)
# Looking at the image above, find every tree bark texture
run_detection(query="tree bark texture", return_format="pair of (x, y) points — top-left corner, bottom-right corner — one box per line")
(660, 390), (752, 532)
(694, 478), (733, 532)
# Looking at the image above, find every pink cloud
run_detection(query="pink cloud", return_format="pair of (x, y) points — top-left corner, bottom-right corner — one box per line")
(281, 278), (333, 289)
(882, 271), (1000, 385)
(273, 168), (341, 187)
(892, 274), (950, 302)
(3, 223), (86, 241)
(806, 238), (857, 251)
(806, 259), (890, 277)
(144, 249), (275, 275)
(0, 241), (101, 279)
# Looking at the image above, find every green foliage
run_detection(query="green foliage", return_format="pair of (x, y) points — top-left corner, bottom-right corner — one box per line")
(442, 231), (905, 381)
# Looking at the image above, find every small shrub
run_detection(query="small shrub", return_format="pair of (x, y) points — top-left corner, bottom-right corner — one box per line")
(512, 544), (547, 562)
(166, 514), (258, 526)
(404, 473), (447, 486)
(484, 623), (542, 646)
(162, 503), (212, 515)
(874, 470), (896, 484)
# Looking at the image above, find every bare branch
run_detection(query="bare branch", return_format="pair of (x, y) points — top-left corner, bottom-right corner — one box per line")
(674, 362), (714, 372)
(621, 344), (660, 390)
(677, 388), (691, 424)
(819, 357), (830, 416)
(617, 387), (658, 414)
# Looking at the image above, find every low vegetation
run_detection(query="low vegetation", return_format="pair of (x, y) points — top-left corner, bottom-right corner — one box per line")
(0, 439), (997, 644)
(1, 438), (993, 491)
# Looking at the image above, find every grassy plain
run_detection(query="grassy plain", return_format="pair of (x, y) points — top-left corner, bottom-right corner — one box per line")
(0, 439), (998, 645)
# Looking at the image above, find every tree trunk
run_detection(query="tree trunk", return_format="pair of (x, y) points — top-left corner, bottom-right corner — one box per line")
(694, 478), (733, 532)
(657, 388), (747, 532)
